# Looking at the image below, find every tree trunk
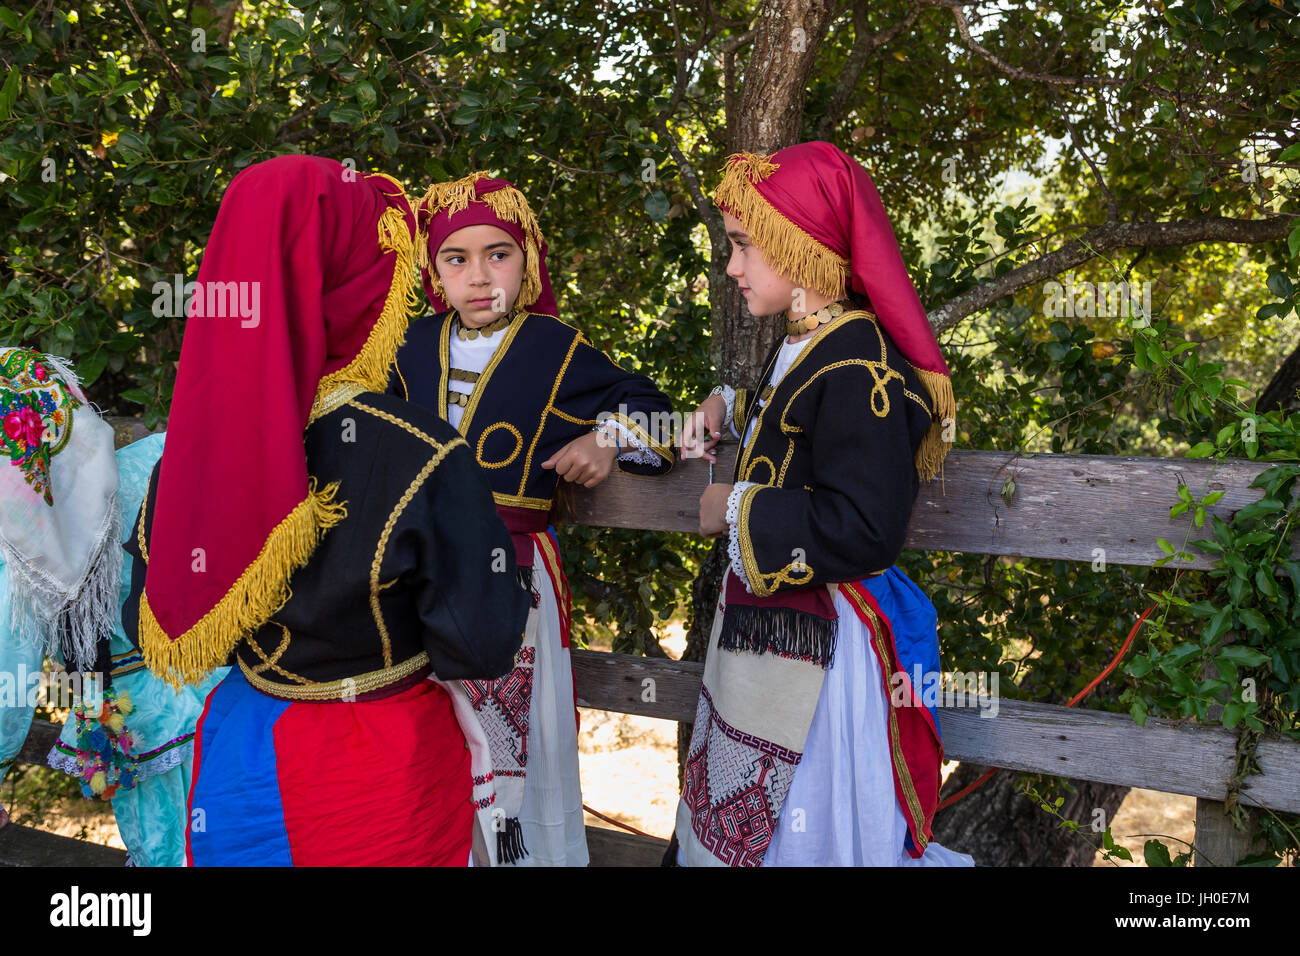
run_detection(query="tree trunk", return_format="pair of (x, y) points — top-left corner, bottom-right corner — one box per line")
(933, 764), (1131, 867)
(678, 0), (838, 777)
(1257, 336), (1300, 414)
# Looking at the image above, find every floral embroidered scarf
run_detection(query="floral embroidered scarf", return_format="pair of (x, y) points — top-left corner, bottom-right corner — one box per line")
(0, 347), (120, 670)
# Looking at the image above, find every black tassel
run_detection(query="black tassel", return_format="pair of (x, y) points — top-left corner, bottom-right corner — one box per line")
(496, 816), (529, 864)
(717, 605), (838, 668)
(517, 566), (540, 608)
(661, 831), (681, 867)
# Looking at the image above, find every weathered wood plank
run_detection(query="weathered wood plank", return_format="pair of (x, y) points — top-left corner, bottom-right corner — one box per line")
(585, 825), (668, 867)
(939, 698), (1300, 814)
(573, 650), (703, 722)
(1193, 799), (1260, 867)
(0, 824), (127, 867)
(571, 650), (1300, 813)
(571, 446), (1285, 569)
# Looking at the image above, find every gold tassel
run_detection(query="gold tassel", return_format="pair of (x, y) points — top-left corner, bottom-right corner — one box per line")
(139, 479), (349, 689)
(714, 153), (849, 300)
(911, 367), (956, 484)
(519, 238), (541, 310)
(419, 171), (491, 219)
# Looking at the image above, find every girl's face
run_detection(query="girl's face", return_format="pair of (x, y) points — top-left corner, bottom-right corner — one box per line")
(435, 224), (525, 327)
(722, 210), (797, 316)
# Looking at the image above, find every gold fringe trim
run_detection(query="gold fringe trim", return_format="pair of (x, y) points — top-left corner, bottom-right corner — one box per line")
(419, 170), (491, 219)
(416, 171), (546, 311)
(714, 151), (849, 300)
(139, 478), (348, 689)
(911, 367), (956, 484)
(310, 203), (422, 422)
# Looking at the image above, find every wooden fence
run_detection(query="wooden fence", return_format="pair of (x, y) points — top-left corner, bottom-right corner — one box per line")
(3, 437), (1299, 867)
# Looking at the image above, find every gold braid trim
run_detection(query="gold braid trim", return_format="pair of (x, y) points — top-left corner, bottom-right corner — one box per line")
(309, 203), (422, 423)
(417, 172), (546, 311)
(713, 151), (849, 300)
(910, 367), (956, 484)
(139, 477), (348, 689)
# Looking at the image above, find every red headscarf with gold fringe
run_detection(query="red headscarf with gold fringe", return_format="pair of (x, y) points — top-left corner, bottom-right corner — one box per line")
(414, 171), (558, 317)
(139, 155), (422, 688)
(713, 141), (955, 483)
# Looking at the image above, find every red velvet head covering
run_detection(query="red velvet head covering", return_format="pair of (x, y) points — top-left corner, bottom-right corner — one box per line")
(713, 140), (955, 482)
(139, 155), (422, 687)
(414, 171), (557, 317)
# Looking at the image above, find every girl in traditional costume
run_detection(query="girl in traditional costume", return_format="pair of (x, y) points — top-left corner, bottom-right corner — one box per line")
(675, 141), (975, 866)
(389, 172), (676, 866)
(126, 155), (530, 866)
(0, 347), (119, 817)
(44, 431), (231, 866)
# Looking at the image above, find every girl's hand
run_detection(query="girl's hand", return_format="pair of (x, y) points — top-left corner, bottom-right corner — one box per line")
(698, 482), (732, 537)
(681, 393), (727, 464)
(541, 430), (620, 488)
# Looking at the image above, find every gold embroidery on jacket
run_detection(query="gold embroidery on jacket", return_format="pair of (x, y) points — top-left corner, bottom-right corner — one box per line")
(239, 651), (431, 701)
(518, 333), (582, 497)
(477, 421), (524, 470)
(245, 623), (309, 683)
(350, 398), (469, 667)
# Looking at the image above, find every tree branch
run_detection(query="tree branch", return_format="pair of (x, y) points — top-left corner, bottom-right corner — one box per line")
(655, 116), (723, 247)
(122, 0), (184, 85)
(929, 214), (1295, 333)
(816, 1), (920, 139)
(1048, 86), (1118, 223)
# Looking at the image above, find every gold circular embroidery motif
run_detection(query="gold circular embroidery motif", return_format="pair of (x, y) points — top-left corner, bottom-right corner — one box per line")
(743, 455), (776, 485)
(476, 421), (524, 470)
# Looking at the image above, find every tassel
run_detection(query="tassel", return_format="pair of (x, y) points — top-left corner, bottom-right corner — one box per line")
(420, 171), (491, 219)
(714, 152), (849, 300)
(517, 565), (541, 608)
(717, 604), (838, 669)
(910, 367), (956, 484)
(496, 816), (529, 865)
(140, 478), (349, 689)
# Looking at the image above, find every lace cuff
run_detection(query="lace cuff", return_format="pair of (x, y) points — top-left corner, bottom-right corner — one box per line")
(725, 480), (759, 594)
(710, 384), (740, 439)
(595, 417), (662, 467)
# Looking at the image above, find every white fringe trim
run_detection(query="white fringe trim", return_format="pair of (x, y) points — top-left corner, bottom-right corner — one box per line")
(3, 498), (122, 672)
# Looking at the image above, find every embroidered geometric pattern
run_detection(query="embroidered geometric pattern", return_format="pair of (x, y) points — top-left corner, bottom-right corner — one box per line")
(682, 684), (800, 867)
(463, 645), (536, 772)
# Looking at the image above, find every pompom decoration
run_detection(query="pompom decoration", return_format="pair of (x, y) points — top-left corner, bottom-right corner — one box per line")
(71, 685), (139, 800)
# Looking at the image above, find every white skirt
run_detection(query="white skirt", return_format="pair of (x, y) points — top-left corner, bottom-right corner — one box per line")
(508, 540), (589, 867)
(763, 588), (974, 866)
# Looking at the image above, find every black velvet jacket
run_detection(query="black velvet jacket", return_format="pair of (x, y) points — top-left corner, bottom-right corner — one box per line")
(728, 310), (936, 598)
(389, 310), (675, 514)
(122, 390), (530, 700)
